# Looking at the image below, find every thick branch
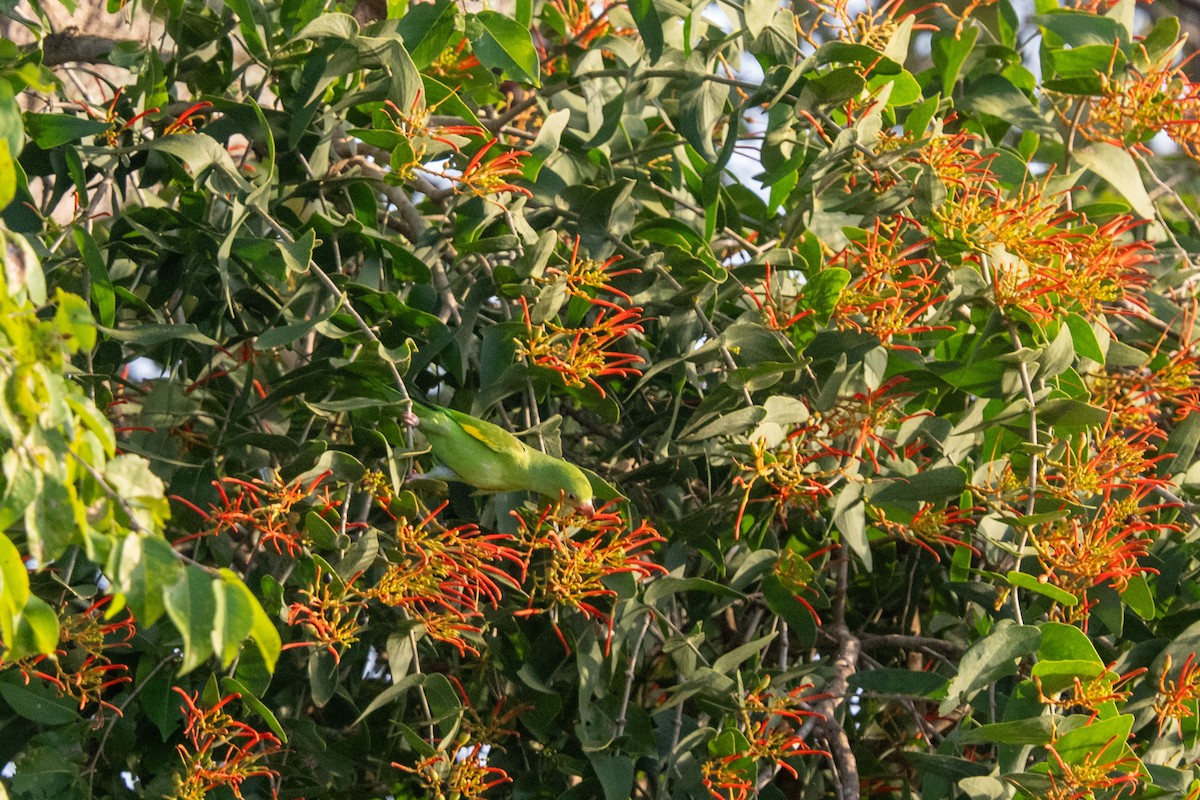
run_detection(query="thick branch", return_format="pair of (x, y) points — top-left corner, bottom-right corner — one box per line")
(42, 28), (127, 66)
(819, 556), (861, 800)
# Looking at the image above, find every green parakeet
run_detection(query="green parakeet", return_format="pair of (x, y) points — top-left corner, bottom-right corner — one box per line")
(403, 401), (595, 514)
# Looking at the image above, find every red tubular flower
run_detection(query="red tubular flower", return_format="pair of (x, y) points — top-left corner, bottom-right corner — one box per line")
(452, 138), (532, 199)
(11, 597), (135, 717)
(702, 682), (830, 800)
(516, 296), (646, 397)
(172, 689), (282, 799)
(515, 503), (665, 653)
(1156, 652), (1200, 736)
(171, 469), (340, 555)
(364, 500), (524, 655)
(282, 565), (366, 663)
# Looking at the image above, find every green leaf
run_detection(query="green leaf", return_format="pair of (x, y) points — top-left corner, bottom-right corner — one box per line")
(308, 648), (339, 708)
(712, 633), (775, 674)
(277, 229), (318, 273)
(221, 677), (287, 743)
(643, 577), (746, 606)
(761, 574), (817, 649)
(1074, 144), (1156, 222)
(113, 534), (181, 629)
(98, 323), (219, 346)
(149, 134), (249, 189)
(1064, 313), (1105, 363)
(1032, 10), (1128, 47)
(11, 594), (58, 660)
(470, 11), (540, 87)
(868, 467), (968, 504)
(1121, 574), (1154, 620)
(1036, 398), (1110, 429)
(848, 668), (948, 698)
(588, 753), (634, 800)
(1036, 622), (1100, 663)
(24, 113), (111, 148)
(1052, 713), (1135, 767)
(1006, 571), (1078, 606)
(627, 0), (663, 62)
(394, 0), (457, 69)
(940, 623), (1040, 715)
(0, 81), (24, 158)
(164, 564), (218, 675)
(27, 473), (80, 564)
(211, 571), (255, 668)
(959, 74), (1058, 139)
(0, 140), (16, 213)
(0, 673), (79, 725)
(681, 81), (728, 160)
(932, 28), (978, 96)
(958, 716), (1057, 746)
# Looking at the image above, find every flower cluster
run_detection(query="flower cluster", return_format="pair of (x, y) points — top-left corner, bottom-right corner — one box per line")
(869, 501), (980, 562)
(282, 563), (367, 663)
(1058, 41), (1200, 159)
(395, 743), (511, 800)
(171, 689), (282, 800)
(743, 263), (815, 332)
(1036, 662), (1146, 720)
(172, 469), (340, 556)
(797, 0), (928, 52)
(1029, 494), (1166, 620)
(364, 501), (524, 656)
(830, 217), (951, 350)
(934, 165), (1152, 323)
(7, 598), (134, 717)
(379, 91), (485, 182)
(1042, 736), (1141, 800)
(514, 503), (665, 652)
(516, 239), (646, 396)
(701, 682), (829, 800)
(733, 378), (919, 533)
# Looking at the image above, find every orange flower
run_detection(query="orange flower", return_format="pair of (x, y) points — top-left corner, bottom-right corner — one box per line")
(1156, 652), (1200, 735)
(744, 263), (815, 331)
(869, 501), (980, 562)
(514, 503), (665, 652)
(452, 138), (532, 199)
(172, 469), (340, 556)
(830, 217), (952, 350)
(540, 236), (640, 310)
(394, 744), (510, 800)
(364, 501), (523, 656)
(1030, 491), (1169, 618)
(702, 682), (829, 800)
(10, 597), (134, 717)
(172, 689), (282, 800)
(1044, 735), (1140, 800)
(1036, 661), (1147, 720)
(516, 297), (646, 397)
(282, 564), (366, 663)
(1064, 40), (1200, 159)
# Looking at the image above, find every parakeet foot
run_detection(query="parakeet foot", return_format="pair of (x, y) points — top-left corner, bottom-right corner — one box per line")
(408, 465), (461, 483)
(402, 409), (420, 428)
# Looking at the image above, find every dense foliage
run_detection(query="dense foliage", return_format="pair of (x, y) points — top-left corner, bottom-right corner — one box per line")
(4, 0), (1200, 798)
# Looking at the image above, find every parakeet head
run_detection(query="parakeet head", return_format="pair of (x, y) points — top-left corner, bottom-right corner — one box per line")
(550, 463), (595, 516)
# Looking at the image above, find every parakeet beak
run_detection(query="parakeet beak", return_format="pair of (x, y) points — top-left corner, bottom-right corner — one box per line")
(578, 500), (595, 517)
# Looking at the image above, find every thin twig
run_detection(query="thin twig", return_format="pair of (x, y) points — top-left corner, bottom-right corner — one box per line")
(615, 611), (654, 739)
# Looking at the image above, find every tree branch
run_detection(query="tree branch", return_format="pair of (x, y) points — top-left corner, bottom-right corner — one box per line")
(42, 28), (127, 66)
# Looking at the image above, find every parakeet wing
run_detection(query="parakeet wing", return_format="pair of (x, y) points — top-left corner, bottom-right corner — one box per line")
(438, 405), (524, 455)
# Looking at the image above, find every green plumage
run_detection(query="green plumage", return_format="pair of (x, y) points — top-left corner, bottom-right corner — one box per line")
(406, 401), (595, 512)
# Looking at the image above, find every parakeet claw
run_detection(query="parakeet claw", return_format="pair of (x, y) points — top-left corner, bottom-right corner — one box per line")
(402, 409), (420, 428)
